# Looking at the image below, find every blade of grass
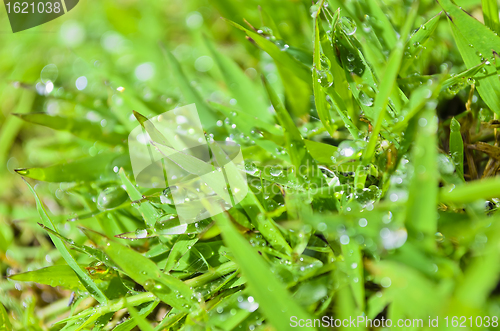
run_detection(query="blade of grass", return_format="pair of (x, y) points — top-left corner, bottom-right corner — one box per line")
(455, 214), (500, 308)
(400, 12), (441, 75)
(262, 76), (321, 185)
(313, 4), (336, 138)
(481, 0), (500, 34)
(438, 0), (500, 115)
(224, 18), (312, 117)
(23, 179), (108, 304)
(362, 2), (419, 165)
(125, 304), (155, 331)
(440, 176), (500, 203)
(215, 213), (315, 331)
(15, 152), (125, 182)
(405, 105), (438, 251)
(163, 235), (199, 272)
(13, 113), (127, 145)
(113, 301), (159, 331)
(100, 237), (199, 312)
(9, 265), (86, 291)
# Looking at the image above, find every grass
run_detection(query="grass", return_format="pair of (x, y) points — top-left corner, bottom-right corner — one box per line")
(1, 0), (500, 330)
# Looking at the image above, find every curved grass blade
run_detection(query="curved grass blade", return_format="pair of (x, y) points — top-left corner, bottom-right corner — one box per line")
(15, 152), (126, 182)
(441, 61), (487, 91)
(37, 223), (117, 267)
(9, 265), (86, 291)
(215, 213), (316, 331)
(438, 0), (500, 115)
(23, 179), (108, 304)
(54, 292), (156, 328)
(100, 236), (199, 312)
(400, 12), (441, 75)
(13, 112), (127, 145)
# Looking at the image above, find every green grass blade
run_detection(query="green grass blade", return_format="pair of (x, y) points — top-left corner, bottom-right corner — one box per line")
(262, 76), (320, 185)
(101, 238), (199, 312)
(224, 19), (311, 82)
(481, 0), (500, 34)
(23, 179), (108, 304)
(362, 2), (419, 165)
(439, 0), (500, 115)
(440, 61), (487, 91)
(113, 301), (159, 331)
(405, 106), (438, 250)
(215, 213), (315, 331)
(400, 12), (441, 75)
(125, 305), (155, 331)
(13, 112), (127, 145)
(357, 0), (398, 51)
(119, 168), (160, 228)
(9, 265), (86, 291)
(164, 235), (199, 272)
(15, 152), (125, 182)
(440, 176), (500, 203)
(324, 88), (361, 138)
(224, 18), (312, 117)
(455, 214), (500, 308)
(313, 3), (336, 137)
(392, 79), (443, 132)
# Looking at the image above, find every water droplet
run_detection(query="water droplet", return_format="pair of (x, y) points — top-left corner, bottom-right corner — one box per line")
(340, 17), (357, 35)
(41, 64), (58, 84)
(97, 186), (128, 210)
(320, 54), (331, 69)
(270, 167), (283, 177)
(359, 90), (374, 107)
(316, 69), (333, 88)
(135, 228), (148, 239)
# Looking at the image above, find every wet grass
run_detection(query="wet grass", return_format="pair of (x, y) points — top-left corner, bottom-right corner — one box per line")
(1, 0), (500, 330)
